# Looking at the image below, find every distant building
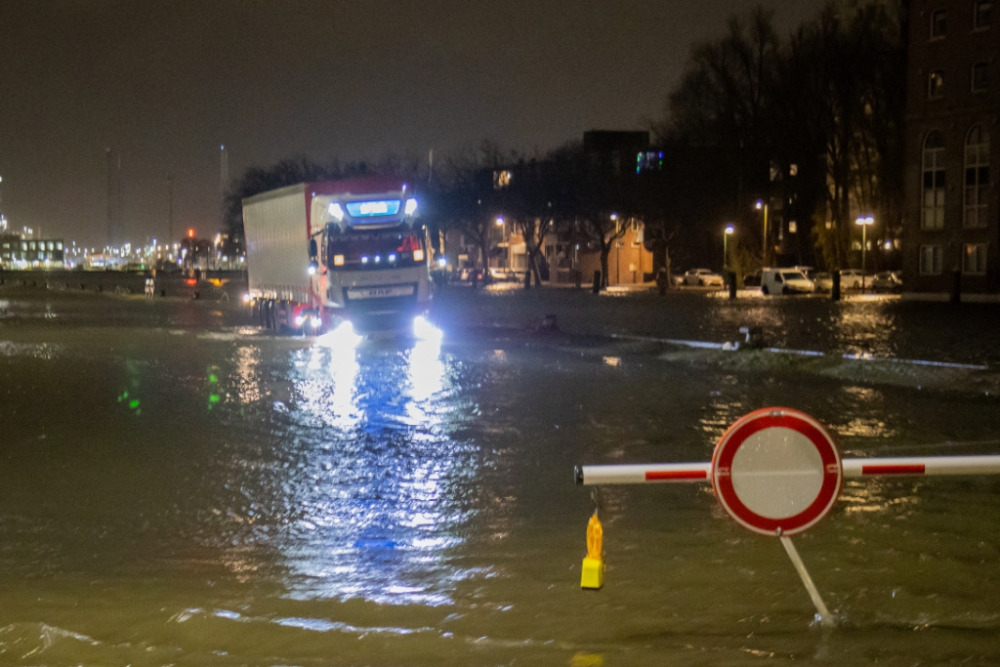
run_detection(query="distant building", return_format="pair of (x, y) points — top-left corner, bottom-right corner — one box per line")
(583, 130), (651, 177)
(902, 0), (999, 300)
(0, 234), (65, 269)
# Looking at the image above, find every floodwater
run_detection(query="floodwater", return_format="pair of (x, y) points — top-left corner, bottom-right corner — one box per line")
(0, 283), (998, 666)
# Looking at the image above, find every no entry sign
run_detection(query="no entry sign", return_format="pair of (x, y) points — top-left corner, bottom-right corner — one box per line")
(712, 408), (842, 536)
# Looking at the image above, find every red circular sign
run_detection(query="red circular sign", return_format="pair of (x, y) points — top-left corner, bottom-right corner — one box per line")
(712, 408), (842, 536)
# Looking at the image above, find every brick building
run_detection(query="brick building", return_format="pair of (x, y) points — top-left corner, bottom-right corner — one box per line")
(902, 0), (999, 300)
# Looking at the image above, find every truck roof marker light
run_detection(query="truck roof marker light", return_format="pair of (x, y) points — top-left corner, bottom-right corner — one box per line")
(405, 198), (418, 215)
(389, 253), (397, 262)
(413, 249), (425, 262)
(328, 202), (345, 221)
(361, 256), (369, 264)
(333, 254), (345, 267)
(374, 255), (381, 263)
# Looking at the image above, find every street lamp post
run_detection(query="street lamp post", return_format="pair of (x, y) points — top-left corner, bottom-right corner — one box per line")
(755, 201), (769, 266)
(856, 215), (874, 291)
(723, 224), (735, 271)
(495, 216), (507, 276)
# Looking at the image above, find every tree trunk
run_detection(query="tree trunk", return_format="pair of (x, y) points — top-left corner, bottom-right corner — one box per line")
(599, 246), (611, 289)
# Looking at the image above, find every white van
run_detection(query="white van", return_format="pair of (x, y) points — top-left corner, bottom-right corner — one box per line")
(761, 268), (815, 295)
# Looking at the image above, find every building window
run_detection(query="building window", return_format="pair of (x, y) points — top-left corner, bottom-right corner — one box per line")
(963, 244), (988, 274)
(928, 70), (945, 98)
(931, 9), (947, 38)
(965, 126), (990, 228)
(920, 245), (944, 274)
(975, 1), (992, 29)
(972, 62), (989, 92)
(922, 131), (946, 229)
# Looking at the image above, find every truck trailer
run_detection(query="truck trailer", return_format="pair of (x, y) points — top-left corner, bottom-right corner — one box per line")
(242, 177), (432, 334)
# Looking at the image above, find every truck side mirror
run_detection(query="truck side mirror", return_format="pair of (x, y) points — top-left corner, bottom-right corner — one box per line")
(308, 238), (318, 260)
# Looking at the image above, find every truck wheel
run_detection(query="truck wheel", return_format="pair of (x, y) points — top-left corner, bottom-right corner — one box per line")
(762, 285), (770, 296)
(781, 285), (789, 295)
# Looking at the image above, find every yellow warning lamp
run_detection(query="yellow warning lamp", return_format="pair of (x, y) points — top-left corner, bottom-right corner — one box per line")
(580, 512), (604, 589)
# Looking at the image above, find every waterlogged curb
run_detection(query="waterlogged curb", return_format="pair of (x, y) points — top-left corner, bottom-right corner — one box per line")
(671, 347), (1000, 396)
(462, 325), (1000, 396)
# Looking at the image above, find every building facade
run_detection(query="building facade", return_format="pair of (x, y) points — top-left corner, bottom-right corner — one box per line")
(902, 0), (999, 299)
(0, 234), (65, 268)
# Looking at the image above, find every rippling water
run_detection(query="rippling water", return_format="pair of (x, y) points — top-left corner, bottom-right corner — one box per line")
(0, 285), (997, 665)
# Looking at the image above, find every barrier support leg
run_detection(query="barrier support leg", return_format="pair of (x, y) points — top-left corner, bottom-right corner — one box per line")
(779, 536), (835, 628)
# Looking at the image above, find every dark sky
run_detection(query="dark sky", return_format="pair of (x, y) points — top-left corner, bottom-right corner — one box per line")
(0, 0), (827, 248)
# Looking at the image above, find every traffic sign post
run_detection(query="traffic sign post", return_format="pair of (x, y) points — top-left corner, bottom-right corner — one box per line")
(574, 407), (1000, 628)
(711, 408), (841, 626)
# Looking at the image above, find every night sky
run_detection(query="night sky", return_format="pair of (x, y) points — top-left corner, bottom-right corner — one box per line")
(1, 0), (826, 248)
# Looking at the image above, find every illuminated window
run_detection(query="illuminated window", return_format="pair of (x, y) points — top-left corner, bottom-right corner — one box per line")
(920, 245), (944, 275)
(972, 62), (989, 92)
(963, 244), (988, 274)
(931, 9), (946, 37)
(922, 131), (946, 229)
(975, 1), (992, 29)
(964, 126), (990, 228)
(928, 70), (945, 99)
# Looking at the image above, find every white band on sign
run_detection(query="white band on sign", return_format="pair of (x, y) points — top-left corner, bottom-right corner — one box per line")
(712, 407), (842, 537)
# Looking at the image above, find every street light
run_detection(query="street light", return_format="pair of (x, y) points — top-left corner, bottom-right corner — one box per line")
(856, 215), (874, 291)
(723, 225), (734, 271)
(755, 200), (769, 266)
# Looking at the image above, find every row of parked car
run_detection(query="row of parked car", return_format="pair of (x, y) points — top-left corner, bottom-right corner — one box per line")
(676, 267), (903, 295)
(748, 267), (903, 295)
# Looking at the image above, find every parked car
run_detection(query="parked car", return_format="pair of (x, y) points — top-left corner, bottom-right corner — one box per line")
(810, 271), (834, 292)
(671, 273), (685, 286)
(872, 270), (903, 292)
(838, 269), (868, 289)
(683, 268), (724, 287)
(761, 268), (815, 295)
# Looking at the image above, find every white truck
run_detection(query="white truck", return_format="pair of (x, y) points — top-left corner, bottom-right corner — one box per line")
(242, 177), (432, 334)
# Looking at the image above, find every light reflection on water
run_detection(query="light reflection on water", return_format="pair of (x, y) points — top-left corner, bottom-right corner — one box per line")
(275, 333), (475, 606)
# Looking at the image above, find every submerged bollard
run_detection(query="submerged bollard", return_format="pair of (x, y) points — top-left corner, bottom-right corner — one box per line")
(831, 271), (841, 301)
(950, 270), (961, 304)
(592, 270), (601, 294)
(728, 272), (737, 299)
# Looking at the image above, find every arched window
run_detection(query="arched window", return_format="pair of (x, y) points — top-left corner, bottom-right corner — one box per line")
(965, 126), (990, 228)
(922, 131), (945, 229)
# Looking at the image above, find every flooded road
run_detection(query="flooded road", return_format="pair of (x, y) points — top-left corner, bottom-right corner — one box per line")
(0, 284), (998, 665)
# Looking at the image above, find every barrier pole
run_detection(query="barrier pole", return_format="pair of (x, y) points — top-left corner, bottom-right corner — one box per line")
(576, 455), (1000, 486)
(780, 536), (835, 628)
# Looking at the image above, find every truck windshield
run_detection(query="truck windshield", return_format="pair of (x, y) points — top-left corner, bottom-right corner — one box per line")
(327, 229), (425, 271)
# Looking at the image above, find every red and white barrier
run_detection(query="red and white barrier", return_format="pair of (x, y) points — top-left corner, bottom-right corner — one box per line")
(575, 407), (1000, 629)
(576, 455), (1000, 486)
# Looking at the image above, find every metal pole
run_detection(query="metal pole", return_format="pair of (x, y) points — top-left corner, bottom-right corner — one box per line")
(762, 204), (768, 266)
(861, 224), (866, 292)
(780, 536), (835, 627)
